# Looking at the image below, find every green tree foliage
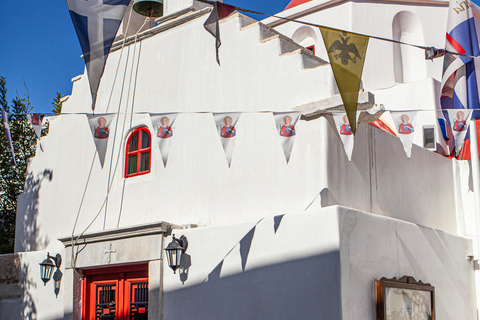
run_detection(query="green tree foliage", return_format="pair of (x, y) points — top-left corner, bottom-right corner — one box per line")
(0, 76), (38, 254)
(52, 92), (63, 114)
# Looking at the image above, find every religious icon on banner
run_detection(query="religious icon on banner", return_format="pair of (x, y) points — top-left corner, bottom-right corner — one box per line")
(274, 112), (301, 163)
(27, 113), (45, 140)
(398, 114), (414, 135)
(31, 114), (44, 126)
(453, 110), (467, 132)
(220, 116), (236, 138)
(157, 116), (173, 139)
(87, 114), (115, 167)
(446, 109), (473, 156)
(333, 112), (359, 161)
(390, 111), (417, 158)
(280, 115), (296, 137)
(214, 113), (241, 166)
(94, 117), (109, 139)
(339, 115), (353, 135)
(150, 113), (178, 166)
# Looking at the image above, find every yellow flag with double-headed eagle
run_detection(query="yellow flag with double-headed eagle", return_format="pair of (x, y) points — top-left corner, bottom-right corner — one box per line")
(319, 27), (369, 135)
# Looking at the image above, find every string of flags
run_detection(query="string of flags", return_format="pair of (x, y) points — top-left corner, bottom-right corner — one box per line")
(1, 109), (474, 167)
(22, 0), (478, 166)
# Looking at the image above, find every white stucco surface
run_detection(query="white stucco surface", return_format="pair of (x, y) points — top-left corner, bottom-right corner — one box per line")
(6, 0), (480, 319)
(162, 206), (475, 320)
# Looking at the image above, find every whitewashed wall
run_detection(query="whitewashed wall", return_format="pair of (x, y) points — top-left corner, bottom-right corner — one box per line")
(0, 250), (66, 320)
(162, 206), (476, 320)
(15, 9), (461, 253)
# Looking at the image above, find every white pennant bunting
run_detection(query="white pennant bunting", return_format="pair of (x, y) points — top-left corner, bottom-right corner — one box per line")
(214, 113), (240, 166)
(150, 113), (178, 166)
(87, 114), (115, 167)
(273, 112), (301, 163)
(390, 111), (418, 158)
(446, 109), (472, 156)
(332, 112), (360, 161)
(27, 113), (45, 140)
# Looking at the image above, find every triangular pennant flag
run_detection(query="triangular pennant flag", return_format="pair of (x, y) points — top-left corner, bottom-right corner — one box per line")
(150, 113), (178, 166)
(1, 108), (16, 166)
(27, 113), (45, 140)
(213, 113), (240, 166)
(319, 27), (369, 134)
(273, 112), (301, 163)
(66, 0), (130, 110)
(87, 114), (115, 167)
(332, 112), (360, 161)
(390, 111), (418, 158)
(204, 1), (237, 65)
(446, 109), (473, 156)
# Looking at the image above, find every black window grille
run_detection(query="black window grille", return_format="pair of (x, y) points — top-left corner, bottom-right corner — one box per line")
(95, 284), (116, 320)
(130, 281), (148, 320)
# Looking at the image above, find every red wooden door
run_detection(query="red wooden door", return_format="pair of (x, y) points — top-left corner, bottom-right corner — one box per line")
(82, 265), (148, 320)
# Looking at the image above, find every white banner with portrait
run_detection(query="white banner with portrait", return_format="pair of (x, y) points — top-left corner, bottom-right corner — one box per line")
(150, 113), (178, 166)
(87, 114), (115, 167)
(332, 112), (359, 161)
(273, 112), (301, 163)
(27, 113), (45, 140)
(390, 111), (418, 158)
(446, 109), (472, 157)
(213, 113), (240, 166)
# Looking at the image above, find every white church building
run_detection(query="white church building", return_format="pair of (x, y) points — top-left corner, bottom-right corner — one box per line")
(0, 0), (478, 319)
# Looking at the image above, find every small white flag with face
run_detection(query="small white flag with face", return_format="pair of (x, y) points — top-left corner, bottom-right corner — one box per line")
(27, 113), (45, 140)
(390, 111), (418, 158)
(273, 112), (301, 163)
(214, 113), (240, 166)
(87, 114), (115, 167)
(446, 109), (472, 156)
(332, 112), (359, 161)
(150, 113), (178, 166)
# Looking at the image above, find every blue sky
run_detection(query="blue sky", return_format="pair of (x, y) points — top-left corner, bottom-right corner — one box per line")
(0, 1), (290, 114)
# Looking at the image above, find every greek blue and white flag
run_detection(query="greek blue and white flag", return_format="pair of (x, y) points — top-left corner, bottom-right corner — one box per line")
(66, 0), (130, 110)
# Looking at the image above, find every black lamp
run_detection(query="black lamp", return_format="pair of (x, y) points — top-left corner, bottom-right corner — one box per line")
(164, 235), (188, 274)
(39, 253), (62, 285)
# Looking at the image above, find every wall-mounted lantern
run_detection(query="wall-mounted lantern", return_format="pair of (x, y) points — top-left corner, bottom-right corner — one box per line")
(39, 253), (62, 285)
(164, 234), (188, 274)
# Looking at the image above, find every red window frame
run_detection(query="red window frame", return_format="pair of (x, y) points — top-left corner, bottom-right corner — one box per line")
(306, 45), (315, 55)
(125, 127), (151, 178)
(82, 264), (148, 320)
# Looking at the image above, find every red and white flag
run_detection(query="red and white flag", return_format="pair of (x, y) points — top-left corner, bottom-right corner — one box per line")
(27, 113), (45, 140)
(446, 109), (473, 156)
(87, 114), (115, 167)
(273, 112), (301, 163)
(214, 113), (240, 166)
(150, 113), (178, 166)
(332, 112), (359, 161)
(390, 111), (418, 158)
(204, 1), (236, 65)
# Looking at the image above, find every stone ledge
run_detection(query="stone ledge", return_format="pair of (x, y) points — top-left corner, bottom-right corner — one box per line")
(0, 253), (21, 300)
(58, 221), (182, 247)
(294, 91), (375, 117)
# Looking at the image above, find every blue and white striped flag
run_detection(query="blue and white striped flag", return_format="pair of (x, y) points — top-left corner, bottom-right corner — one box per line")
(1, 108), (16, 166)
(66, 0), (130, 110)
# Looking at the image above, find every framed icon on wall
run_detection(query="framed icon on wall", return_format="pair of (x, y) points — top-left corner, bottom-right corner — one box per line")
(375, 276), (434, 320)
